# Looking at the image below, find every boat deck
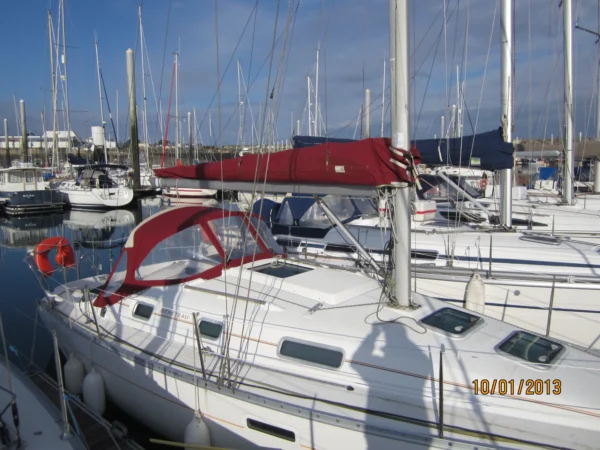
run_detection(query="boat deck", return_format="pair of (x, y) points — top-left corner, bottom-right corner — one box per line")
(28, 370), (147, 450)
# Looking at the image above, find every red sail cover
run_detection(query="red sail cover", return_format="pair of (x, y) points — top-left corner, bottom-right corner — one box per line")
(154, 138), (421, 186)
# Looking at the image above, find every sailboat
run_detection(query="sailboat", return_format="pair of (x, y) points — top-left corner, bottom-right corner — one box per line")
(54, 165), (134, 209)
(30, 1), (600, 448)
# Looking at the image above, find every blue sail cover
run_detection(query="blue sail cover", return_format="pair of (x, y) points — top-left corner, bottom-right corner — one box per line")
(291, 127), (514, 170)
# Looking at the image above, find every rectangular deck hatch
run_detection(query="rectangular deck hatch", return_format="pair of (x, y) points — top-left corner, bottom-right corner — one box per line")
(498, 331), (564, 365)
(420, 307), (482, 336)
(252, 263), (312, 278)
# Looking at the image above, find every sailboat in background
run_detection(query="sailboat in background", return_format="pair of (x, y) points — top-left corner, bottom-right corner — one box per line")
(160, 52), (217, 200)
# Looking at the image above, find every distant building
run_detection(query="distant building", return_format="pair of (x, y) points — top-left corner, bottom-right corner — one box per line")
(0, 130), (117, 151)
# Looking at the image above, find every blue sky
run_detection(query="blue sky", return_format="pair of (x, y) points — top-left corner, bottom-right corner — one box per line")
(1, 0), (599, 145)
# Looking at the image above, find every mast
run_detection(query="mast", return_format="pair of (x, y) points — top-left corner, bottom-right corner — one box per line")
(597, 56), (600, 141)
(381, 57), (386, 137)
(193, 108), (198, 161)
(175, 51), (180, 161)
(187, 111), (192, 165)
(48, 10), (58, 171)
(500, 0), (513, 226)
(139, 6), (150, 166)
(365, 89), (371, 138)
(42, 109), (48, 165)
(315, 46), (320, 137)
(563, 0), (574, 205)
(4, 119), (9, 168)
(60, 0), (72, 157)
(116, 89), (119, 146)
(307, 76), (312, 136)
(126, 48), (140, 190)
(94, 37), (107, 164)
(390, 0), (411, 307)
(237, 60), (243, 146)
(20, 100), (27, 163)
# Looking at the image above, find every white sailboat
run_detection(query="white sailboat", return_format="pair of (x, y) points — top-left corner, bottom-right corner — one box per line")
(30, 205), (600, 449)
(54, 165), (134, 209)
(30, 1), (600, 449)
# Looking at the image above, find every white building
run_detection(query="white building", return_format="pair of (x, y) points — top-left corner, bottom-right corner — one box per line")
(0, 130), (117, 151)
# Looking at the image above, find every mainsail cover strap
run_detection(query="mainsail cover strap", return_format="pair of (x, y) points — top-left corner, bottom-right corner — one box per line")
(155, 138), (423, 188)
(389, 145), (421, 189)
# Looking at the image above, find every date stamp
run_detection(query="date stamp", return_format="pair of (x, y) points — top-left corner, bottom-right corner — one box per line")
(472, 379), (561, 395)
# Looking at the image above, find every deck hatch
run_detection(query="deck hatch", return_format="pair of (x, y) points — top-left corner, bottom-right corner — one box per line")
(498, 331), (564, 365)
(252, 263), (312, 278)
(420, 307), (482, 336)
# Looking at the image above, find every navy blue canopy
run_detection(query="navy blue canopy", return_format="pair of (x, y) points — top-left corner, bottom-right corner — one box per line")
(291, 127), (514, 171)
(291, 136), (356, 149)
(252, 195), (377, 239)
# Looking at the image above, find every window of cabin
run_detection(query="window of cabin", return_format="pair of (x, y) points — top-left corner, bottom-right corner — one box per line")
(278, 338), (344, 369)
(246, 418), (295, 442)
(132, 302), (154, 320)
(8, 171), (22, 183)
(198, 319), (223, 339)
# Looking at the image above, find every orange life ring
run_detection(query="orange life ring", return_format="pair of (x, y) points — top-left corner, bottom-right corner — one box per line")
(34, 237), (76, 276)
(479, 178), (488, 191)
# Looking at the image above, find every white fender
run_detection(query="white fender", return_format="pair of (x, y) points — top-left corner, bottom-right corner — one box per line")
(184, 413), (211, 450)
(63, 353), (85, 395)
(464, 272), (486, 314)
(82, 368), (106, 416)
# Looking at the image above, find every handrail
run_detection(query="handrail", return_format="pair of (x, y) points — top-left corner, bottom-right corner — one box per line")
(438, 350), (444, 439)
(31, 370), (144, 450)
(192, 312), (207, 382)
(52, 330), (72, 440)
(0, 313), (20, 447)
(546, 276), (557, 337)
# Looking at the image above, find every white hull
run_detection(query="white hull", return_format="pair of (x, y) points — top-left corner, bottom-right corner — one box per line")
(59, 186), (134, 209)
(41, 313), (440, 449)
(162, 187), (217, 198)
(32, 206), (600, 450)
(41, 301), (598, 450)
(162, 196), (219, 206)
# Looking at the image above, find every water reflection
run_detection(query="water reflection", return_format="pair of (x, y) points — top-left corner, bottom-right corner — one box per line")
(0, 197), (175, 448)
(0, 213), (64, 250)
(0, 197), (245, 448)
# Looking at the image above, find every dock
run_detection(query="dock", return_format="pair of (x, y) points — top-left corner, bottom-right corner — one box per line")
(28, 370), (147, 450)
